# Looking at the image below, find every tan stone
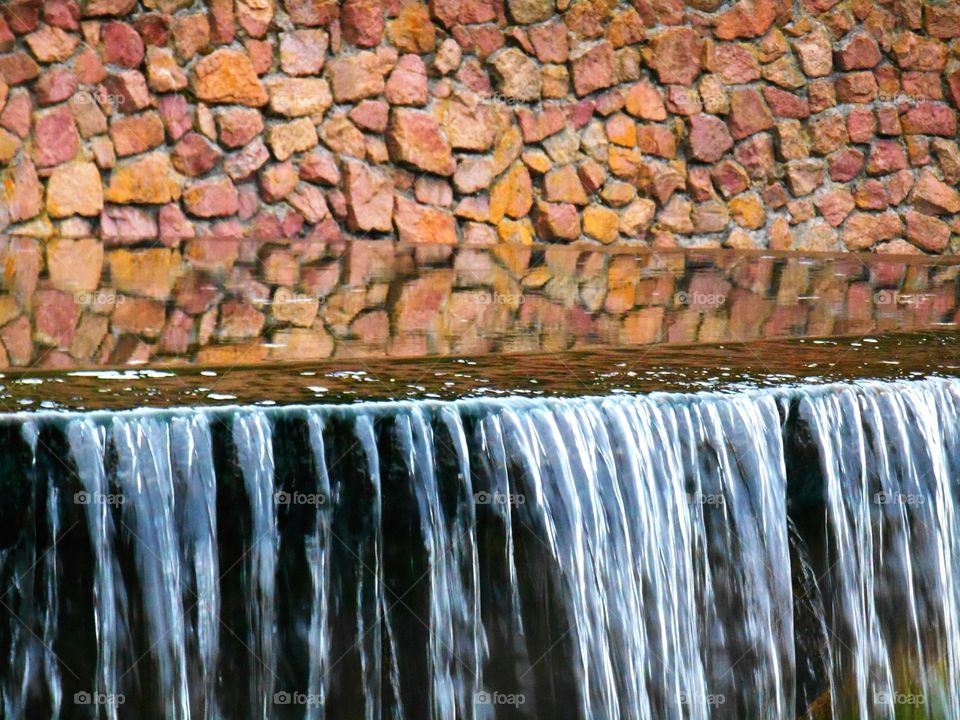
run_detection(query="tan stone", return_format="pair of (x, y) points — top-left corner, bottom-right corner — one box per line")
(105, 154), (181, 205)
(269, 328), (334, 361)
(489, 163), (533, 223)
(47, 239), (104, 293)
(107, 249), (183, 300)
(583, 205), (619, 243)
(266, 78), (332, 117)
(267, 118), (319, 161)
(271, 287), (320, 327)
(46, 162), (104, 218)
(190, 48), (267, 106)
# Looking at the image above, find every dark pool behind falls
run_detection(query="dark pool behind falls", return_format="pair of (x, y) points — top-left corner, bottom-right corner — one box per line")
(2, 380), (960, 719)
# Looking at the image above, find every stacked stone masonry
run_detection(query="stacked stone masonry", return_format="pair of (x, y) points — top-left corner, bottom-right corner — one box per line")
(0, 0), (959, 366)
(1, 0), (960, 251)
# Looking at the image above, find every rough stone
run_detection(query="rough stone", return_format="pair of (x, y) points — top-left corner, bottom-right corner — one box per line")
(648, 28), (702, 86)
(190, 48), (267, 106)
(689, 114), (734, 163)
(394, 196), (458, 244)
(386, 108), (456, 176)
(46, 162), (103, 218)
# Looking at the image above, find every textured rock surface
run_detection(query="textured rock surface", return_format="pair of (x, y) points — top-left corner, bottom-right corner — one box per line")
(0, 0), (956, 372)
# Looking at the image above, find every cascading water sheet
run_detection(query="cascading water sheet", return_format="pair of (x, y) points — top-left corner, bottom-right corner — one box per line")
(0, 378), (959, 719)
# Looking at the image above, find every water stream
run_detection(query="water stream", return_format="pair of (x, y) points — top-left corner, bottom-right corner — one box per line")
(2, 379), (959, 718)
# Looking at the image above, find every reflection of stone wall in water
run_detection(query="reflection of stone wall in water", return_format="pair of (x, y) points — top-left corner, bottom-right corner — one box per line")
(1, 0), (960, 254)
(0, 236), (957, 368)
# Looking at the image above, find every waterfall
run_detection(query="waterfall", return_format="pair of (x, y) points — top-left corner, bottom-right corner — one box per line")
(1, 379), (960, 719)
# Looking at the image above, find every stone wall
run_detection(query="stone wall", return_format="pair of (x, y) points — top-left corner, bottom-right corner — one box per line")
(0, 1), (959, 253)
(0, 236), (956, 369)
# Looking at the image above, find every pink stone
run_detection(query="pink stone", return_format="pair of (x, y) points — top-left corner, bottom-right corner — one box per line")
(33, 290), (78, 348)
(100, 70), (151, 113)
(299, 150), (340, 185)
(100, 205), (158, 242)
(866, 140), (907, 176)
(763, 85), (810, 120)
(689, 114), (733, 163)
(836, 32), (882, 70)
(385, 54), (427, 105)
(708, 42), (761, 84)
(288, 183), (329, 224)
(159, 203), (195, 244)
(32, 104), (77, 167)
(44, 0), (80, 31)
(386, 108), (455, 176)
(35, 66), (76, 105)
(342, 0), (383, 47)
(518, 105), (566, 143)
(184, 178), (240, 218)
(349, 99), (389, 132)
(101, 21), (144, 68)
(528, 19), (567, 63)
(901, 102), (957, 137)
(835, 72), (878, 104)
(846, 107), (875, 143)
(216, 107), (263, 148)
(734, 133), (776, 178)
(0, 52), (40, 85)
(158, 93), (192, 141)
(727, 87), (773, 140)
(172, 132), (222, 176)
(571, 41), (616, 97)
(638, 125), (676, 158)
(1, 90), (28, 138)
(666, 86), (702, 116)
(815, 189), (855, 226)
(649, 27), (702, 86)
(905, 210), (950, 252)
(25, 26), (78, 62)
(279, 28), (328, 75)
(343, 160), (393, 231)
(533, 201), (581, 240)
(715, 0), (777, 40)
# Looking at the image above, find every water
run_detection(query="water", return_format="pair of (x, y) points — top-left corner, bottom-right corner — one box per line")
(2, 379), (960, 718)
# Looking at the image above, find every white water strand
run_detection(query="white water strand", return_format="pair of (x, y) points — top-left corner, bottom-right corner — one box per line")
(305, 412), (332, 720)
(67, 419), (122, 720)
(111, 416), (191, 720)
(170, 415), (220, 720)
(232, 412), (278, 720)
(800, 380), (960, 719)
